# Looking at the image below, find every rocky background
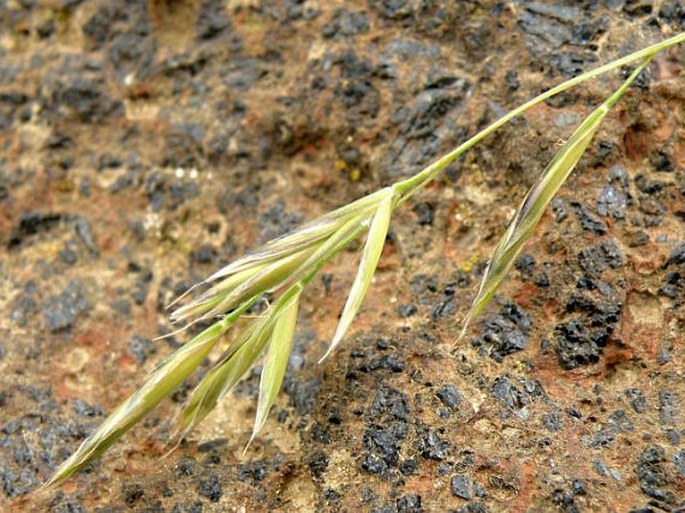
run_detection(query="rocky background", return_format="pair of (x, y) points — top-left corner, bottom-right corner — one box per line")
(1, 0), (684, 512)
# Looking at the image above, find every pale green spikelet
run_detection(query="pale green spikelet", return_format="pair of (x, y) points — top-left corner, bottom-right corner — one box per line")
(460, 57), (653, 336)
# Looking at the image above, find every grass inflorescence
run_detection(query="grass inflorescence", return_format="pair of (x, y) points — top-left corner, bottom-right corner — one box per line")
(46, 32), (685, 487)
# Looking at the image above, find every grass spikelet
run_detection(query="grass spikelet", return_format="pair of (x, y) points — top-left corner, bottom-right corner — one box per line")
(177, 283), (304, 438)
(201, 187), (391, 285)
(45, 300), (255, 487)
(320, 187), (396, 362)
(250, 285), (301, 446)
(460, 57), (653, 336)
(169, 263), (269, 324)
(173, 249), (312, 324)
(175, 324), (268, 439)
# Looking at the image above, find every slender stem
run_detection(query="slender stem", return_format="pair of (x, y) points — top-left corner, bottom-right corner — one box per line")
(393, 32), (685, 200)
(604, 56), (653, 109)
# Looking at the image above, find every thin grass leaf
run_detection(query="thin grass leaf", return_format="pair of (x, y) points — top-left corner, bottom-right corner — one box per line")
(45, 299), (255, 488)
(249, 285), (301, 446)
(320, 187), (395, 362)
(461, 58), (653, 336)
(176, 283), (303, 437)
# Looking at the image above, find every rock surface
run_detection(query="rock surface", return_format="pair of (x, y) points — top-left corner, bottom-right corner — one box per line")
(1, 1), (684, 512)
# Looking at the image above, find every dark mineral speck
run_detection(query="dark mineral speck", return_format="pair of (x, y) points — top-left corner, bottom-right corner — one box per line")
(472, 303), (530, 362)
(580, 239), (624, 274)
(505, 70), (520, 90)
(555, 319), (602, 369)
(593, 459), (622, 481)
(176, 458), (197, 477)
(436, 384), (462, 410)
(515, 254), (536, 277)
(451, 475), (484, 500)
(238, 460), (267, 483)
(361, 386), (410, 476)
(491, 377), (533, 413)
(72, 216), (99, 256)
(396, 493), (422, 513)
(555, 273), (622, 370)
(322, 8), (370, 38)
(624, 0), (653, 17)
(397, 304), (418, 317)
(10, 284), (38, 328)
(196, 473), (221, 502)
(306, 450), (329, 479)
(170, 502), (203, 513)
(552, 197), (569, 222)
(72, 399), (102, 418)
(650, 150), (674, 172)
(362, 422), (407, 475)
(657, 389), (679, 426)
(8, 211), (62, 248)
(419, 428), (449, 460)
(666, 243), (685, 267)
(626, 388), (647, 414)
(597, 185), (627, 219)
(190, 244), (218, 265)
(412, 201), (435, 225)
(122, 483), (145, 506)
(451, 502), (491, 513)
(635, 445), (678, 506)
(42, 279), (90, 332)
(550, 478), (588, 513)
(197, 438), (227, 453)
(47, 493), (87, 513)
(196, 0), (231, 40)
(635, 174), (665, 195)
(49, 65), (123, 122)
(673, 449), (685, 477)
(542, 411), (563, 432)
(607, 409), (634, 433)
(431, 299), (456, 320)
(400, 458), (417, 475)
(628, 231), (649, 247)
(283, 377), (321, 414)
(571, 202), (608, 234)
(259, 201), (303, 241)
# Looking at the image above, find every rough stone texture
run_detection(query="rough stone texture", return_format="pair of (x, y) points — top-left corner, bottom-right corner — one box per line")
(1, 1), (684, 512)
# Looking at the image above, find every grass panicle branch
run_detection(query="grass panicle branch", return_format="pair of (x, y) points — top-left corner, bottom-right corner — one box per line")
(46, 34), (684, 488)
